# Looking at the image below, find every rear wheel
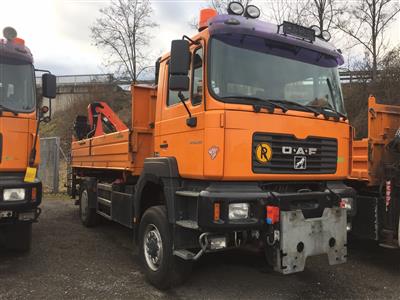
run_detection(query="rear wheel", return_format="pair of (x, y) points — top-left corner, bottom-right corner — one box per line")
(139, 206), (192, 290)
(80, 183), (99, 227)
(4, 223), (32, 252)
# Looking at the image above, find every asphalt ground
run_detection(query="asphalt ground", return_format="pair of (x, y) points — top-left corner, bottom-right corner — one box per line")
(1, 196), (400, 300)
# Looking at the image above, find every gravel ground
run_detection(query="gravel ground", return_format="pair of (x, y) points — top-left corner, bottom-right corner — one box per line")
(1, 196), (400, 300)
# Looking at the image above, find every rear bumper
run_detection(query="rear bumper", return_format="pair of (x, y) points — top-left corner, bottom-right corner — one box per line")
(0, 173), (42, 225)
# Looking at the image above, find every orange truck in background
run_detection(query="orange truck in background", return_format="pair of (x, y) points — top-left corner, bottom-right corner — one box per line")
(0, 27), (56, 251)
(348, 96), (400, 248)
(69, 3), (355, 289)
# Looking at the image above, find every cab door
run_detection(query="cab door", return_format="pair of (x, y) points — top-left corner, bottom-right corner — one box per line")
(158, 42), (205, 178)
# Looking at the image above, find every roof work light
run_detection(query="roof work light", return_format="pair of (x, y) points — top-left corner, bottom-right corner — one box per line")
(227, 1), (261, 19)
(3, 27), (17, 41)
(227, 2), (245, 16)
(244, 5), (261, 19)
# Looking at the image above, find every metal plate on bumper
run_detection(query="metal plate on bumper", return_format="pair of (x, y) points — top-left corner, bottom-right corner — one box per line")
(276, 207), (347, 274)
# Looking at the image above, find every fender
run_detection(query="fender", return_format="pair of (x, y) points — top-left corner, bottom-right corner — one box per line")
(134, 157), (180, 223)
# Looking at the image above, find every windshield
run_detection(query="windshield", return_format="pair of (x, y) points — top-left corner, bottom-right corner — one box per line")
(209, 35), (346, 115)
(0, 57), (36, 112)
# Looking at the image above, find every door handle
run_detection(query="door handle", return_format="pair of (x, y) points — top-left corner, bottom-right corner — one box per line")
(160, 143), (168, 149)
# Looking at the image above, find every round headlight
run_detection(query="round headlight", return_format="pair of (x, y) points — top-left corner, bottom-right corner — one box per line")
(321, 30), (331, 41)
(3, 27), (17, 40)
(244, 5), (260, 19)
(227, 1), (245, 16)
(310, 25), (321, 37)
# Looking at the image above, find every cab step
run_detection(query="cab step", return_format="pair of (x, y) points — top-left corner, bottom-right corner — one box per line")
(173, 249), (196, 260)
(176, 220), (199, 230)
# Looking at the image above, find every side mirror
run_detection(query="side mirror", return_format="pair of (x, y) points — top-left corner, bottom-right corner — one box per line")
(169, 40), (190, 91)
(42, 73), (56, 99)
(155, 58), (161, 85)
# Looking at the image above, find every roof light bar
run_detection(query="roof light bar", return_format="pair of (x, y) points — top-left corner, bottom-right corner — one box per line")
(280, 21), (316, 42)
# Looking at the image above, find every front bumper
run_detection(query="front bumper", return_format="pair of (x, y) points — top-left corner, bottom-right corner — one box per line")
(0, 173), (42, 224)
(190, 182), (349, 273)
(277, 207), (346, 274)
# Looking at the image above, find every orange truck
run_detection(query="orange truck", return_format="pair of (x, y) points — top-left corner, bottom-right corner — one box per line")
(349, 96), (400, 248)
(69, 3), (355, 289)
(0, 27), (56, 251)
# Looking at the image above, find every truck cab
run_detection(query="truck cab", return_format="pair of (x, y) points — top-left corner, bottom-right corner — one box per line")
(0, 27), (56, 251)
(70, 4), (355, 289)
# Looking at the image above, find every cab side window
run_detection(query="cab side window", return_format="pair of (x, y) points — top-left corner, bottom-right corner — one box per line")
(191, 47), (203, 105)
(167, 62), (190, 106)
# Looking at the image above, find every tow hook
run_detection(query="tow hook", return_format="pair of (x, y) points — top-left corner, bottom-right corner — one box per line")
(267, 230), (280, 246)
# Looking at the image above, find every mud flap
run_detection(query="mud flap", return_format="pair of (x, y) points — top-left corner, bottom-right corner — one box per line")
(276, 207), (347, 274)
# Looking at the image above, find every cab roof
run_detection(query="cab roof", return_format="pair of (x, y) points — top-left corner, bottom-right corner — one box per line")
(0, 38), (33, 64)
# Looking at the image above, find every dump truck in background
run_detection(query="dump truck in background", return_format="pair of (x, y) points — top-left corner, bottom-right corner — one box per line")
(68, 2), (355, 289)
(349, 96), (400, 248)
(0, 27), (56, 251)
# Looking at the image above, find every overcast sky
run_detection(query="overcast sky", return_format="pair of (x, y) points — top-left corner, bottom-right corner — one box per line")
(1, 0), (399, 76)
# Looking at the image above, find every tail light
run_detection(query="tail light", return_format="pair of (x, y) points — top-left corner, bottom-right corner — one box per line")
(266, 205), (280, 224)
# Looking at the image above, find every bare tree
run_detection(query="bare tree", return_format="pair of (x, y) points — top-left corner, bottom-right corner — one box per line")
(304, 0), (340, 31)
(91, 0), (158, 82)
(336, 0), (400, 80)
(266, 0), (308, 25)
(265, 0), (340, 32)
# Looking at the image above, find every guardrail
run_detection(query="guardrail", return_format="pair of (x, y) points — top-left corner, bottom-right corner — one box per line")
(36, 70), (377, 88)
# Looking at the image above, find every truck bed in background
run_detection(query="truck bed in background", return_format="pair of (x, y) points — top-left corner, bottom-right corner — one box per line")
(350, 96), (400, 186)
(71, 84), (157, 176)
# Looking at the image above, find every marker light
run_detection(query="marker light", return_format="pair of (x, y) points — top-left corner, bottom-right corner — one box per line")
(213, 202), (221, 221)
(198, 8), (218, 32)
(321, 30), (331, 41)
(244, 5), (260, 19)
(13, 37), (25, 46)
(310, 25), (321, 37)
(3, 27), (17, 40)
(227, 1), (244, 16)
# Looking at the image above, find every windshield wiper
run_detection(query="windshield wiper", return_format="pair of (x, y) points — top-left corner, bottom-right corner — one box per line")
(268, 99), (321, 117)
(221, 96), (289, 113)
(0, 104), (18, 116)
(310, 105), (347, 121)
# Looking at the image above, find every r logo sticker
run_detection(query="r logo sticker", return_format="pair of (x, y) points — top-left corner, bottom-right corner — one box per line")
(255, 143), (272, 164)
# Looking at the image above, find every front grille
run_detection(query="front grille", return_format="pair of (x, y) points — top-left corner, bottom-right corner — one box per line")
(252, 133), (337, 174)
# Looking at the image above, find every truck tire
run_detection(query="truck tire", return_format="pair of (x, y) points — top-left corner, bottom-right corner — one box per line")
(4, 223), (32, 252)
(80, 184), (99, 227)
(139, 205), (192, 290)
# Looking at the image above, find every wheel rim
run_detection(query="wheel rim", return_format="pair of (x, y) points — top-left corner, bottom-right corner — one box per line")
(144, 224), (163, 271)
(81, 190), (88, 221)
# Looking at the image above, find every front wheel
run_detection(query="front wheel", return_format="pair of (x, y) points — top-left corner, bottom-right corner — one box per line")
(139, 206), (192, 290)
